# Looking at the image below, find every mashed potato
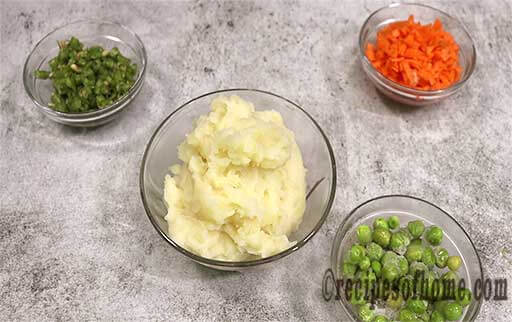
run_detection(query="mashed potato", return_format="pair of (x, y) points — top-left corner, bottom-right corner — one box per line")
(163, 95), (306, 261)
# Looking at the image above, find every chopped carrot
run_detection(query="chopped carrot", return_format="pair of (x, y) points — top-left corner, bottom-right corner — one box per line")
(365, 15), (462, 90)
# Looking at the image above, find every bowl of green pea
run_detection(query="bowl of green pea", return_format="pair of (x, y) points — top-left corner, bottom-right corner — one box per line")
(23, 20), (147, 127)
(331, 195), (483, 321)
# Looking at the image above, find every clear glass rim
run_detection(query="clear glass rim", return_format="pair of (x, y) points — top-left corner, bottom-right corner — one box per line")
(22, 19), (147, 120)
(330, 194), (484, 321)
(358, 2), (477, 96)
(140, 88), (337, 268)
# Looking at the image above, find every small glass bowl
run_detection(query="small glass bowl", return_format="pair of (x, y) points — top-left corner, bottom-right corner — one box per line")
(331, 195), (483, 320)
(140, 89), (337, 271)
(23, 20), (147, 127)
(359, 3), (476, 106)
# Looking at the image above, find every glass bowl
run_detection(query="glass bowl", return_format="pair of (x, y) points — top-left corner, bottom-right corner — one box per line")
(359, 3), (476, 106)
(331, 195), (483, 320)
(23, 20), (147, 127)
(140, 89), (337, 271)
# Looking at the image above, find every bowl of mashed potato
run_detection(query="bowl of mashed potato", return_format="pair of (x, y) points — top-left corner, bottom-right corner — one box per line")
(140, 89), (336, 270)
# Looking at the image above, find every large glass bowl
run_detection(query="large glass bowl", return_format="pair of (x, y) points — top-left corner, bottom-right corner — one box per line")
(331, 195), (483, 320)
(23, 20), (147, 127)
(359, 3), (476, 106)
(140, 89), (337, 271)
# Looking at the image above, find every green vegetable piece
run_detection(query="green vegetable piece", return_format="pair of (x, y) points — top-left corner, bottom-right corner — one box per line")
(441, 271), (459, 283)
(349, 290), (366, 305)
(390, 231), (411, 255)
(397, 256), (409, 276)
(433, 247), (449, 268)
(398, 276), (415, 300)
(442, 302), (463, 321)
(342, 262), (357, 278)
(387, 291), (404, 309)
(388, 216), (400, 229)
(430, 311), (445, 322)
(357, 225), (373, 245)
(367, 242), (384, 261)
(371, 261), (382, 277)
(447, 256), (462, 271)
(407, 220), (425, 239)
(382, 265), (399, 282)
(372, 228), (391, 248)
(373, 218), (389, 230)
(405, 244), (424, 263)
(350, 244), (366, 263)
(425, 226), (443, 246)
(358, 304), (374, 322)
(409, 262), (428, 278)
(455, 288), (472, 307)
(410, 238), (423, 247)
(359, 256), (371, 270)
(373, 315), (390, 322)
(34, 70), (51, 79)
(381, 251), (399, 267)
(422, 247), (436, 268)
(398, 309), (417, 322)
(406, 299), (428, 314)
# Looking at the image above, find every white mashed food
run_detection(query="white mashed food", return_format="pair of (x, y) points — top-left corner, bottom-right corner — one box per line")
(164, 95), (306, 261)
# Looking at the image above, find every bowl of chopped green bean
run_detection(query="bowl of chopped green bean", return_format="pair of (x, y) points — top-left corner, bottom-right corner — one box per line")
(331, 195), (483, 321)
(23, 20), (147, 127)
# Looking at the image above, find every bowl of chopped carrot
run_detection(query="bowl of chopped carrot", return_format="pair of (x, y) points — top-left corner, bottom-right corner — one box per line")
(359, 3), (476, 106)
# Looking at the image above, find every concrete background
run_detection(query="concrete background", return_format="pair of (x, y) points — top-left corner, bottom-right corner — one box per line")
(1, 0), (511, 320)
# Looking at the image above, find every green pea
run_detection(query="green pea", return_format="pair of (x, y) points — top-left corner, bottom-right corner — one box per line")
(387, 291), (404, 309)
(398, 275), (414, 297)
(433, 247), (449, 268)
(441, 272), (459, 298)
(447, 256), (462, 271)
(434, 300), (448, 312)
(442, 302), (463, 321)
(357, 225), (373, 245)
(422, 247), (436, 268)
(407, 220), (425, 239)
(358, 303), (374, 322)
(441, 271), (459, 283)
(350, 245), (366, 263)
(373, 218), (389, 230)
(388, 216), (400, 229)
(359, 256), (371, 270)
(381, 251), (399, 267)
(358, 269), (377, 294)
(373, 315), (389, 322)
(455, 288), (472, 307)
(397, 256), (409, 276)
(405, 244), (424, 263)
(430, 311), (445, 322)
(417, 312), (430, 321)
(367, 242), (384, 261)
(349, 290), (366, 305)
(342, 262), (357, 278)
(425, 226), (443, 246)
(382, 265), (399, 282)
(372, 228), (391, 248)
(371, 261), (382, 277)
(410, 238), (423, 246)
(398, 309), (416, 321)
(409, 262), (428, 278)
(406, 298), (428, 314)
(390, 231), (411, 254)
(430, 279), (446, 301)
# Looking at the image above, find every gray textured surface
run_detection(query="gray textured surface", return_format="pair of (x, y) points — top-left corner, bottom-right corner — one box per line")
(1, 0), (511, 321)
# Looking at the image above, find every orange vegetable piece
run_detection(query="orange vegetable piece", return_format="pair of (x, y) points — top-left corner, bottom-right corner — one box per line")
(365, 15), (462, 90)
